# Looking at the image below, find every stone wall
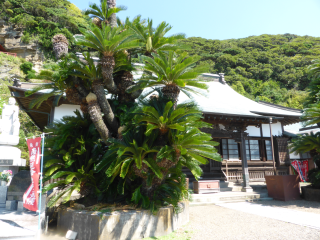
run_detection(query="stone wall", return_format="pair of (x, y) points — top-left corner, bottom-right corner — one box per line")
(301, 186), (320, 202)
(57, 201), (189, 240)
(0, 20), (44, 71)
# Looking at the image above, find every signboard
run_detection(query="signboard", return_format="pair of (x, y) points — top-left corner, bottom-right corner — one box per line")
(23, 137), (41, 212)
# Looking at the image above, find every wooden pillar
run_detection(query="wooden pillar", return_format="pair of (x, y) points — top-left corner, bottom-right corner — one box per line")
(240, 132), (253, 192)
(269, 117), (277, 175)
(232, 126), (253, 192)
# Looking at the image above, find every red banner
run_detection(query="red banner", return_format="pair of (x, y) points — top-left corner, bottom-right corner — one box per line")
(291, 160), (309, 182)
(23, 137), (42, 211)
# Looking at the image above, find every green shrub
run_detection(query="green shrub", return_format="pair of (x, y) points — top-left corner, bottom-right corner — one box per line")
(26, 70), (37, 79)
(20, 62), (33, 74)
(21, 32), (31, 44)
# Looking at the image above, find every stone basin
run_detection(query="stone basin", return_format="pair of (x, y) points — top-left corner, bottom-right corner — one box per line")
(57, 201), (189, 240)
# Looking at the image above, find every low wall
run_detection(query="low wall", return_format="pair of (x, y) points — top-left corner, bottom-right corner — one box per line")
(301, 186), (320, 202)
(57, 201), (189, 240)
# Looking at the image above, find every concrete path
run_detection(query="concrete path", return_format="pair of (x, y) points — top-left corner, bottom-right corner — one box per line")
(217, 202), (320, 230)
(0, 209), (37, 239)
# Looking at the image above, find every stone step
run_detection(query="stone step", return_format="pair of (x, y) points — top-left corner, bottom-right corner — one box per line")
(220, 185), (267, 192)
(191, 191), (269, 203)
(190, 197), (273, 206)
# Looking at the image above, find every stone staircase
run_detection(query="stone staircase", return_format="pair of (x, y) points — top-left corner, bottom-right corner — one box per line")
(190, 181), (272, 206)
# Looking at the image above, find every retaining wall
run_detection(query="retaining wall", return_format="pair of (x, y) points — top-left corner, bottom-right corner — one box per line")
(57, 201), (189, 240)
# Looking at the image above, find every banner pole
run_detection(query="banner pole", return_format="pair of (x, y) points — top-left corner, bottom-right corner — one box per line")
(38, 133), (45, 234)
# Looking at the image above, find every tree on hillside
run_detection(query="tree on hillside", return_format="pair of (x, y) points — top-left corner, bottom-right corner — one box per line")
(178, 35), (320, 108)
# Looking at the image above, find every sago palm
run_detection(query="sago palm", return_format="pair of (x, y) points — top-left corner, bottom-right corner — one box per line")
(132, 51), (208, 103)
(71, 52), (118, 133)
(43, 110), (102, 206)
(172, 128), (222, 166)
(136, 101), (202, 136)
(128, 19), (185, 57)
(75, 23), (140, 93)
(105, 138), (161, 180)
(289, 132), (320, 155)
(301, 103), (320, 127)
(84, 0), (125, 28)
(26, 57), (78, 109)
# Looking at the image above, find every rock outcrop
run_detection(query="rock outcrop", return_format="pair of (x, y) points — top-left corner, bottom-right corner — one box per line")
(0, 20), (44, 71)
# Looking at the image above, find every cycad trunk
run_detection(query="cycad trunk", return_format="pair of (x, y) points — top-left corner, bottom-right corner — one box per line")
(65, 88), (82, 105)
(161, 84), (180, 108)
(52, 34), (69, 59)
(92, 79), (118, 133)
(107, 0), (117, 28)
(86, 93), (109, 142)
(115, 71), (137, 103)
(101, 55), (118, 93)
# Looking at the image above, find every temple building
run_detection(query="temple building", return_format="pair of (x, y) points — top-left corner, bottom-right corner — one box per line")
(8, 73), (304, 191)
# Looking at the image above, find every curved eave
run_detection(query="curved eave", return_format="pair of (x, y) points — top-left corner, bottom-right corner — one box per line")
(250, 111), (301, 126)
(8, 86), (70, 130)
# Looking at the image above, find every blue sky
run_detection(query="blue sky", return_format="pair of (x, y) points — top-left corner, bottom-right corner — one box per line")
(69, 0), (320, 40)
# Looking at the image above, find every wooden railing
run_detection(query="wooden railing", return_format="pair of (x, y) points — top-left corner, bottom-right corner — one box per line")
(223, 170), (289, 181)
(0, 51), (17, 57)
(222, 159), (289, 181)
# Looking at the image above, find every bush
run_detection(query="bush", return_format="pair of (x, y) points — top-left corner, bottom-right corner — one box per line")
(26, 70), (36, 79)
(20, 62), (33, 74)
(21, 32), (31, 44)
(308, 155), (320, 189)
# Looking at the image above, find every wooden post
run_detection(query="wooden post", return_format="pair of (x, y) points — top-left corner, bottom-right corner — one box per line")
(226, 160), (228, 182)
(240, 132), (253, 192)
(269, 117), (277, 175)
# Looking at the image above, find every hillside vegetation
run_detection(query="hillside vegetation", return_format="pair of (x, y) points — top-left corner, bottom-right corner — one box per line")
(0, 0), (317, 109)
(0, 0), (89, 56)
(180, 34), (319, 109)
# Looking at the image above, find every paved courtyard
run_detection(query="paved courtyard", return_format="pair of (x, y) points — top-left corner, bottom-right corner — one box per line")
(0, 200), (320, 239)
(176, 200), (320, 240)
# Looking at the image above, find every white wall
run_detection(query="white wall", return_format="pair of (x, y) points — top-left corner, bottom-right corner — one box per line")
(245, 126), (261, 137)
(290, 152), (301, 160)
(262, 122), (282, 137)
(245, 122), (282, 137)
(54, 104), (81, 122)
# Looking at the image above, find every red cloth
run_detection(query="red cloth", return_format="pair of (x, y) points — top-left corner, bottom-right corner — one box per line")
(291, 160), (309, 182)
(23, 137), (42, 211)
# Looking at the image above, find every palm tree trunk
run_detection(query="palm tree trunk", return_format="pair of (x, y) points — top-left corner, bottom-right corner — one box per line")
(73, 77), (89, 97)
(107, 0), (117, 28)
(52, 34), (69, 60)
(86, 92), (109, 142)
(161, 84), (180, 108)
(101, 55), (118, 93)
(116, 71), (141, 103)
(92, 79), (118, 133)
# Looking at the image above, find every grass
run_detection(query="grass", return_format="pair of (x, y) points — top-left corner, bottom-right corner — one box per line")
(143, 224), (193, 240)
(0, 52), (26, 78)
